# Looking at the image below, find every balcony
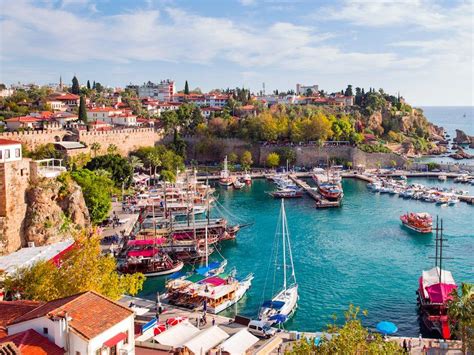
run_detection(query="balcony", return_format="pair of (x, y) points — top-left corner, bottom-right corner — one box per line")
(35, 158), (67, 178)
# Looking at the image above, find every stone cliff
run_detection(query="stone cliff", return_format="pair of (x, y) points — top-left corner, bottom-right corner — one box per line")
(23, 175), (90, 246)
(454, 129), (474, 148)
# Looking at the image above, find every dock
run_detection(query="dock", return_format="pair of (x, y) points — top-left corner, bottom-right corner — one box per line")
(288, 174), (341, 208)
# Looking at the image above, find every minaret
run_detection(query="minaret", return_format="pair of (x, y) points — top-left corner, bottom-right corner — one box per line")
(59, 75), (63, 90)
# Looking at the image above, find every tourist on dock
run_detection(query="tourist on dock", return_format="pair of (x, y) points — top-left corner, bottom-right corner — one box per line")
(419, 333), (422, 347)
(403, 339), (407, 353)
(212, 317), (215, 326)
(408, 340), (412, 353)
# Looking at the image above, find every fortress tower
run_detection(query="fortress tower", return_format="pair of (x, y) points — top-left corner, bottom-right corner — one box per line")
(0, 139), (30, 254)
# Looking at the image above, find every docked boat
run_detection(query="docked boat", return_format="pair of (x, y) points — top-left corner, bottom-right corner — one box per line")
(117, 250), (184, 277)
(417, 218), (457, 339)
(259, 200), (298, 325)
(233, 179), (245, 189)
(219, 156), (233, 186)
(400, 212), (433, 233)
(269, 189), (303, 199)
(317, 182), (343, 201)
(438, 175), (447, 181)
(243, 171), (252, 185)
(166, 227), (253, 314)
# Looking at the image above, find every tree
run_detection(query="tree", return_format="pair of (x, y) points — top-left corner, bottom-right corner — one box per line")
(344, 84), (353, 97)
(3, 230), (145, 301)
(85, 154), (133, 187)
(286, 305), (402, 354)
(129, 155), (143, 172)
(107, 144), (118, 155)
(184, 80), (190, 95)
(71, 76), (80, 95)
(70, 169), (113, 224)
(169, 129), (187, 159)
(240, 150), (253, 171)
(266, 152), (280, 168)
(79, 95), (87, 124)
(87, 80), (91, 90)
(90, 142), (101, 157)
(447, 283), (474, 354)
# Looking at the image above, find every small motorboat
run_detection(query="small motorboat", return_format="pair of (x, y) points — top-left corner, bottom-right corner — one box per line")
(233, 179), (245, 189)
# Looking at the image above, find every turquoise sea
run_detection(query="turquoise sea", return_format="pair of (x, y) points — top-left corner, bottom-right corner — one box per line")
(140, 177), (474, 337)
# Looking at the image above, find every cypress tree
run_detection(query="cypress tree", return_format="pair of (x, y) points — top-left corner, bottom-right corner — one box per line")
(71, 76), (80, 94)
(87, 80), (91, 90)
(79, 95), (87, 124)
(93, 81), (96, 90)
(184, 80), (190, 95)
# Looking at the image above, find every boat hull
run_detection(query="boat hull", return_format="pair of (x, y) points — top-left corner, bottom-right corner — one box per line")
(259, 285), (298, 324)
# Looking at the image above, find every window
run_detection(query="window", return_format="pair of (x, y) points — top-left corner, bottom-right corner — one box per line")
(5, 149), (10, 159)
(15, 148), (20, 158)
(95, 349), (102, 355)
(43, 327), (48, 335)
(76, 352), (81, 355)
(0, 150), (2, 159)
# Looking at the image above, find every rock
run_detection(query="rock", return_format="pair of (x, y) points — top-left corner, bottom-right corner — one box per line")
(428, 145), (447, 155)
(454, 129), (474, 145)
(24, 177), (90, 246)
(449, 148), (474, 160)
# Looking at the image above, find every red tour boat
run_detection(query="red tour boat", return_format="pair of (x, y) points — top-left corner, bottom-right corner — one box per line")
(400, 212), (432, 233)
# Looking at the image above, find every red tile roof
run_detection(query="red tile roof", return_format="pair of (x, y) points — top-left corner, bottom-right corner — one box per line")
(9, 291), (133, 340)
(51, 93), (80, 101)
(0, 329), (64, 355)
(0, 301), (43, 337)
(0, 139), (22, 146)
(5, 116), (41, 123)
(87, 107), (116, 112)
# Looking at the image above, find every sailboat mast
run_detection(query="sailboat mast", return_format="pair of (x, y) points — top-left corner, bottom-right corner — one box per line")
(435, 216), (439, 267)
(205, 225), (209, 267)
(281, 199), (287, 291)
(439, 219), (444, 284)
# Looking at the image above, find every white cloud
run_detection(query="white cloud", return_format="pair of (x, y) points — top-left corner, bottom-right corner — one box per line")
(239, 0), (256, 6)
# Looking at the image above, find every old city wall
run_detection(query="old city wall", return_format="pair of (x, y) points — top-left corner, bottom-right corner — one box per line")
(181, 136), (261, 163)
(77, 128), (164, 156)
(182, 136), (406, 168)
(0, 159), (31, 254)
(0, 126), (68, 150)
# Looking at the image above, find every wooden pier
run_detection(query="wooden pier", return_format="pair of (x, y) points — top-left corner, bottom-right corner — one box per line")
(289, 175), (341, 208)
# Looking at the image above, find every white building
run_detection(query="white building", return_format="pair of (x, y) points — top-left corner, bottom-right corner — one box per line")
(0, 139), (22, 163)
(7, 291), (135, 355)
(296, 83), (319, 95)
(138, 80), (175, 101)
(87, 107), (137, 126)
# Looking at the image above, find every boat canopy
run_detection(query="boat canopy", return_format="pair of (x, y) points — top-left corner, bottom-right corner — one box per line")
(203, 276), (226, 286)
(422, 267), (456, 298)
(198, 284), (235, 299)
(186, 274), (206, 283)
(168, 271), (185, 280)
(128, 249), (156, 258)
(262, 300), (285, 310)
(128, 238), (166, 246)
(195, 261), (221, 276)
(426, 283), (458, 304)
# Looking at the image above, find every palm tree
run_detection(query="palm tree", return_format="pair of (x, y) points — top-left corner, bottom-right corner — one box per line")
(107, 144), (118, 155)
(90, 142), (101, 157)
(129, 155), (143, 172)
(447, 283), (474, 354)
(146, 152), (161, 183)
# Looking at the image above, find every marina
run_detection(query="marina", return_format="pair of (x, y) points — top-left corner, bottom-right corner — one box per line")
(134, 175), (472, 338)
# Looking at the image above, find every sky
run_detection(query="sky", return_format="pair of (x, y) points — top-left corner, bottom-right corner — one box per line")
(0, 0), (473, 106)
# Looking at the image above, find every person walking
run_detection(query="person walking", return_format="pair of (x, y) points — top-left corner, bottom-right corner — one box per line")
(419, 333), (423, 347)
(403, 339), (408, 353)
(408, 339), (412, 353)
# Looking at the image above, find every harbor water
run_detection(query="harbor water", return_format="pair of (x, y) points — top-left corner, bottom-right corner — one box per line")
(139, 177), (473, 337)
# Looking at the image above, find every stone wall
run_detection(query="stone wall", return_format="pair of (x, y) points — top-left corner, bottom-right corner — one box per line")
(0, 129), (69, 150)
(0, 128), (164, 156)
(0, 159), (31, 254)
(77, 128), (163, 156)
(182, 136), (406, 168)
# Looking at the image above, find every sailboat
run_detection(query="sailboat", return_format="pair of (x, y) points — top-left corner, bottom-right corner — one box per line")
(219, 156), (233, 187)
(166, 225), (253, 314)
(259, 200), (298, 325)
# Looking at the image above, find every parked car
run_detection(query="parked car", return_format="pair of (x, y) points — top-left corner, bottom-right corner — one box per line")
(248, 320), (276, 338)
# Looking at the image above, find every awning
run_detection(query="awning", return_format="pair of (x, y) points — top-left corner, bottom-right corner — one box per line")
(128, 238), (166, 246)
(104, 332), (127, 347)
(426, 283), (458, 304)
(128, 249), (156, 258)
(219, 329), (259, 355)
(203, 277), (226, 286)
